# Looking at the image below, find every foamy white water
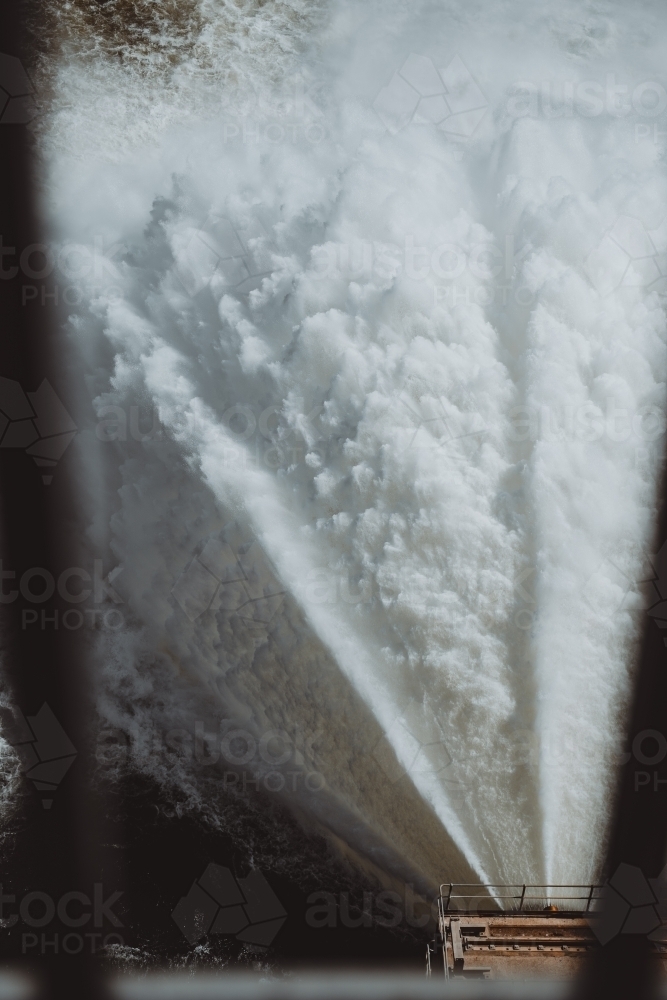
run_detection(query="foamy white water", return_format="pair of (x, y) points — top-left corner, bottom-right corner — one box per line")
(36, 0), (667, 889)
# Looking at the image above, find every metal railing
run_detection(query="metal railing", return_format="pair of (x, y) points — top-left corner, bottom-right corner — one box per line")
(440, 883), (604, 914)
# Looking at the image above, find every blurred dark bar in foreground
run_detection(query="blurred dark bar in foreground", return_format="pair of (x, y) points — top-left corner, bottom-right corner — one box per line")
(574, 334), (667, 995)
(0, 971), (657, 1000)
(0, 4), (105, 1000)
(106, 972), (667, 1000)
(2, 2), (667, 1000)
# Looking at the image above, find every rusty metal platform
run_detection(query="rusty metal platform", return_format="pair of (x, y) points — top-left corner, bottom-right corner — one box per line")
(426, 884), (619, 980)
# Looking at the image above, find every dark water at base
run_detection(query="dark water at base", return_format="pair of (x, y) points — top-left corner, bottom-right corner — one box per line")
(1, 771), (428, 971)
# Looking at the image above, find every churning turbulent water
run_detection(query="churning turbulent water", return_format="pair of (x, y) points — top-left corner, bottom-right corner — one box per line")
(31, 0), (667, 891)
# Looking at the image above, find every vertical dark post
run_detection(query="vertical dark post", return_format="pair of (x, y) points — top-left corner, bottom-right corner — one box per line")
(578, 481), (667, 998)
(0, 6), (102, 999)
(585, 885), (594, 914)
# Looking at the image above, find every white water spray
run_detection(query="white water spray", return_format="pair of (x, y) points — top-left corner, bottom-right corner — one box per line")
(35, 0), (667, 889)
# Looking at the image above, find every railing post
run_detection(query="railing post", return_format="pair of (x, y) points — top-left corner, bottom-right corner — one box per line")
(586, 884), (595, 913)
(450, 918), (464, 971)
(446, 883), (453, 912)
(519, 884), (526, 910)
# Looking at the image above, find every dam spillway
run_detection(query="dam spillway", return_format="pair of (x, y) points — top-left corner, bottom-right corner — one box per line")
(1, 0), (667, 974)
